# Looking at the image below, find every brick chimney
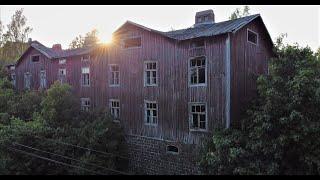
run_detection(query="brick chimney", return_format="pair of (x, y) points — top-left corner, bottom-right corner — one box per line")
(52, 44), (62, 51)
(195, 10), (215, 26)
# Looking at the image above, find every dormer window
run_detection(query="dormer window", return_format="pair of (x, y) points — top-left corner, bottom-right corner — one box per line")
(31, 55), (40, 62)
(123, 37), (141, 49)
(247, 29), (258, 45)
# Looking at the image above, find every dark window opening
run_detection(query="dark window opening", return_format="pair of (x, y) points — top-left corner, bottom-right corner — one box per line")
(31, 55), (40, 62)
(167, 145), (179, 154)
(123, 37), (141, 48)
(248, 30), (258, 45)
(190, 56), (206, 85)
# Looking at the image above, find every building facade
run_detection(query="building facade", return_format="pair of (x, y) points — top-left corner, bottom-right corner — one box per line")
(10, 10), (274, 174)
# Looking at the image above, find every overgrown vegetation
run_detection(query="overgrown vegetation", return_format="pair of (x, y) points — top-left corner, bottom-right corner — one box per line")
(201, 41), (320, 174)
(0, 80), (128, 175)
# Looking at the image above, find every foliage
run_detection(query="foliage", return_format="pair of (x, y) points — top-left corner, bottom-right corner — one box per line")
(69, 29), (99, 49)
(0, 78), (15, 113)
(201, 44), (320, 175)
(229, 6), (250, 20)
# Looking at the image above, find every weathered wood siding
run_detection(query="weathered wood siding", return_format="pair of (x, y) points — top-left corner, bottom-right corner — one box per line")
(230, 18), (274, 125)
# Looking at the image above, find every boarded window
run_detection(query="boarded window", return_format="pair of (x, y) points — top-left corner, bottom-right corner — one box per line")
(123, 37), (141, 48)
(24, 72), (31, 90)
(31, 55), (40, 62)
(81, 67), (90, 86)
(144, 101), (158, 125)
(109, 65), (120, 86)
(189, 103), (207, 131)
(81, 98), (90, 111)
(39, 70), (47, 89)
(247, 29), (258, 45)
(144, 61), (157, 86)
(189, 56), (206, 85)
(167, 145), (179, 154)
(58, 68), (67, 84)
(110, 99), (120, 121)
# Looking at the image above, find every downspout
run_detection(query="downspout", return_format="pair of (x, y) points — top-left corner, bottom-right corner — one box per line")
(225, 33), (231, 129)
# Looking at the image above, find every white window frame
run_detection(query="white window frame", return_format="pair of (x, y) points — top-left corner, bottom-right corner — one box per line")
(59, 58), (67, 64)
(189, 102), (208, 132)
(109, 99), (120, 122)
(109, 64), (120, 87)
(121, 35), (142, 50)
(81, 67), (90, 87)
(30, 54), (40, 63)
(144, 61), (158, 87)
(144, 100), (158, 126)
(39, 70), (47, 89)
(247, 28), (259, 46)
(188, 56), (207, 87)
(24, 72), (31, 90)
(81, 55), (91, 61)
(58, 68), (67, 84)
(81, 98), (91, 111)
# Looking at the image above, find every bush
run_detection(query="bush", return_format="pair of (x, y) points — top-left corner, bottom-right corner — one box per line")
(0, 78), (15, 113)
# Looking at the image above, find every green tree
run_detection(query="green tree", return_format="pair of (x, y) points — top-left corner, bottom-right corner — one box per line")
(229, 6), (251, 20)
(201, 44), (320, 175)
(69, 29), (99, 49)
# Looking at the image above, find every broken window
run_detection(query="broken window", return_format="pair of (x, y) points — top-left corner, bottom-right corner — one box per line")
(40, 70), (47, 89)
(189, 56), (206, 85)
(81, 98), (91, 111)
(145, 101), (158, 125)
(81, 67), (90, 86)
(58, 68), (67, 84)
(123, 37), (141, 49)
(189, 103), (206, 131)
(144, 61), (157, 86)
(247, 29), (258, 45)
(109, 65), (120, 86)
(110, 99), (120, 121)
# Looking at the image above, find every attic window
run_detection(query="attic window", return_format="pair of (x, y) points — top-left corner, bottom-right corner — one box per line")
(247, 29), (258, 45)
(167, 145), (179, 154)
(81, 55), (90, 61)
(31, 55), (40, 62)
(123, 37), (141, 49)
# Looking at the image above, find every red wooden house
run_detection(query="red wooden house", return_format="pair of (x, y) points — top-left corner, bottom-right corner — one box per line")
(11, 10), (274, 174)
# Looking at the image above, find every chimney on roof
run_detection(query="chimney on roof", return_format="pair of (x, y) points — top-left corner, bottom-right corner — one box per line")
(195, 10), (215, 26)
(52, 44), (62, 51)
(28, 38), (32, 44)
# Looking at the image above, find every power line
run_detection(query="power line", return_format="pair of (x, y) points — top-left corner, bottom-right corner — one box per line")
(13, 142), (131, 175)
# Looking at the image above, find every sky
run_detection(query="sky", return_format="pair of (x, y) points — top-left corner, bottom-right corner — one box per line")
(0, 5), (319, 51)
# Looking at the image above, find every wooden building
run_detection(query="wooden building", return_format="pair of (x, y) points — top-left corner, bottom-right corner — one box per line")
(11, 10), (274, 174)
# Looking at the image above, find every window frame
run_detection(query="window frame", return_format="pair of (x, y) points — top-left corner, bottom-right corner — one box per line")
(24, 72), (31, 90)
(11, 73), (16, 87)
(121, 35), (142, 50)
(58, 68), (67, 84)
(144, 100), (158, 126)
(39, 70), (47, 89)
(80, 98), (91, 111)
(189, 102), (208, 132)
(109, 64), (120, 87)
(81, 67), (90, 87)
(81, 55), (91, 62)
(188, 56), (207, 87)
(247, 28), (259, 46)
(144, 61), (158, 87)
(59, 58), (67, 64)
(109, 99), (120, 122)
(30, 54), (40, 63)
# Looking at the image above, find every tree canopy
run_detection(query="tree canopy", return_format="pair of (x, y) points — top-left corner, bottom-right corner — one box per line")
(229, 6), (251, 20)
(69, 29), (99, 49)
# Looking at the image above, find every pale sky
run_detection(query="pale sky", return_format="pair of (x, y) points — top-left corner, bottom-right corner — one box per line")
(0, 5), (319, 51)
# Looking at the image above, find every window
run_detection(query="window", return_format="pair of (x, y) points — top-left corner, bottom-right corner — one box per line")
(81, 67), (90, 86)
(123, 37), (141, 49)
(81, 55), (90, 61)
(247, 29), (258, 45)
(189, 56), (206, 86)
(189, 103), (207, 131)
(144, 61), (157, 86)
(11, 73), (16, 87)
(144, 101), (158, 126)
(58, 68), (67, 84)
(167, 145), (179, 154)
(109, 65), (120, 86)
(31, 55), (40, 62)
(59, 59), (66, 64)
(24, 72), (31, 90)
(40, 70), (46, 89)
(81, 98), (90, 111)
(110, 99), (120, 121)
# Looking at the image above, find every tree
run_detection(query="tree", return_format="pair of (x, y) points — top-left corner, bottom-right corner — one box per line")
(69, 29), (99, 49)
(229, 6), (251, 20)
(201, 44), (320, 175)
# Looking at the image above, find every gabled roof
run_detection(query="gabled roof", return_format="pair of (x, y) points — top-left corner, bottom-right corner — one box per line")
(114, 14), (273, 45)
